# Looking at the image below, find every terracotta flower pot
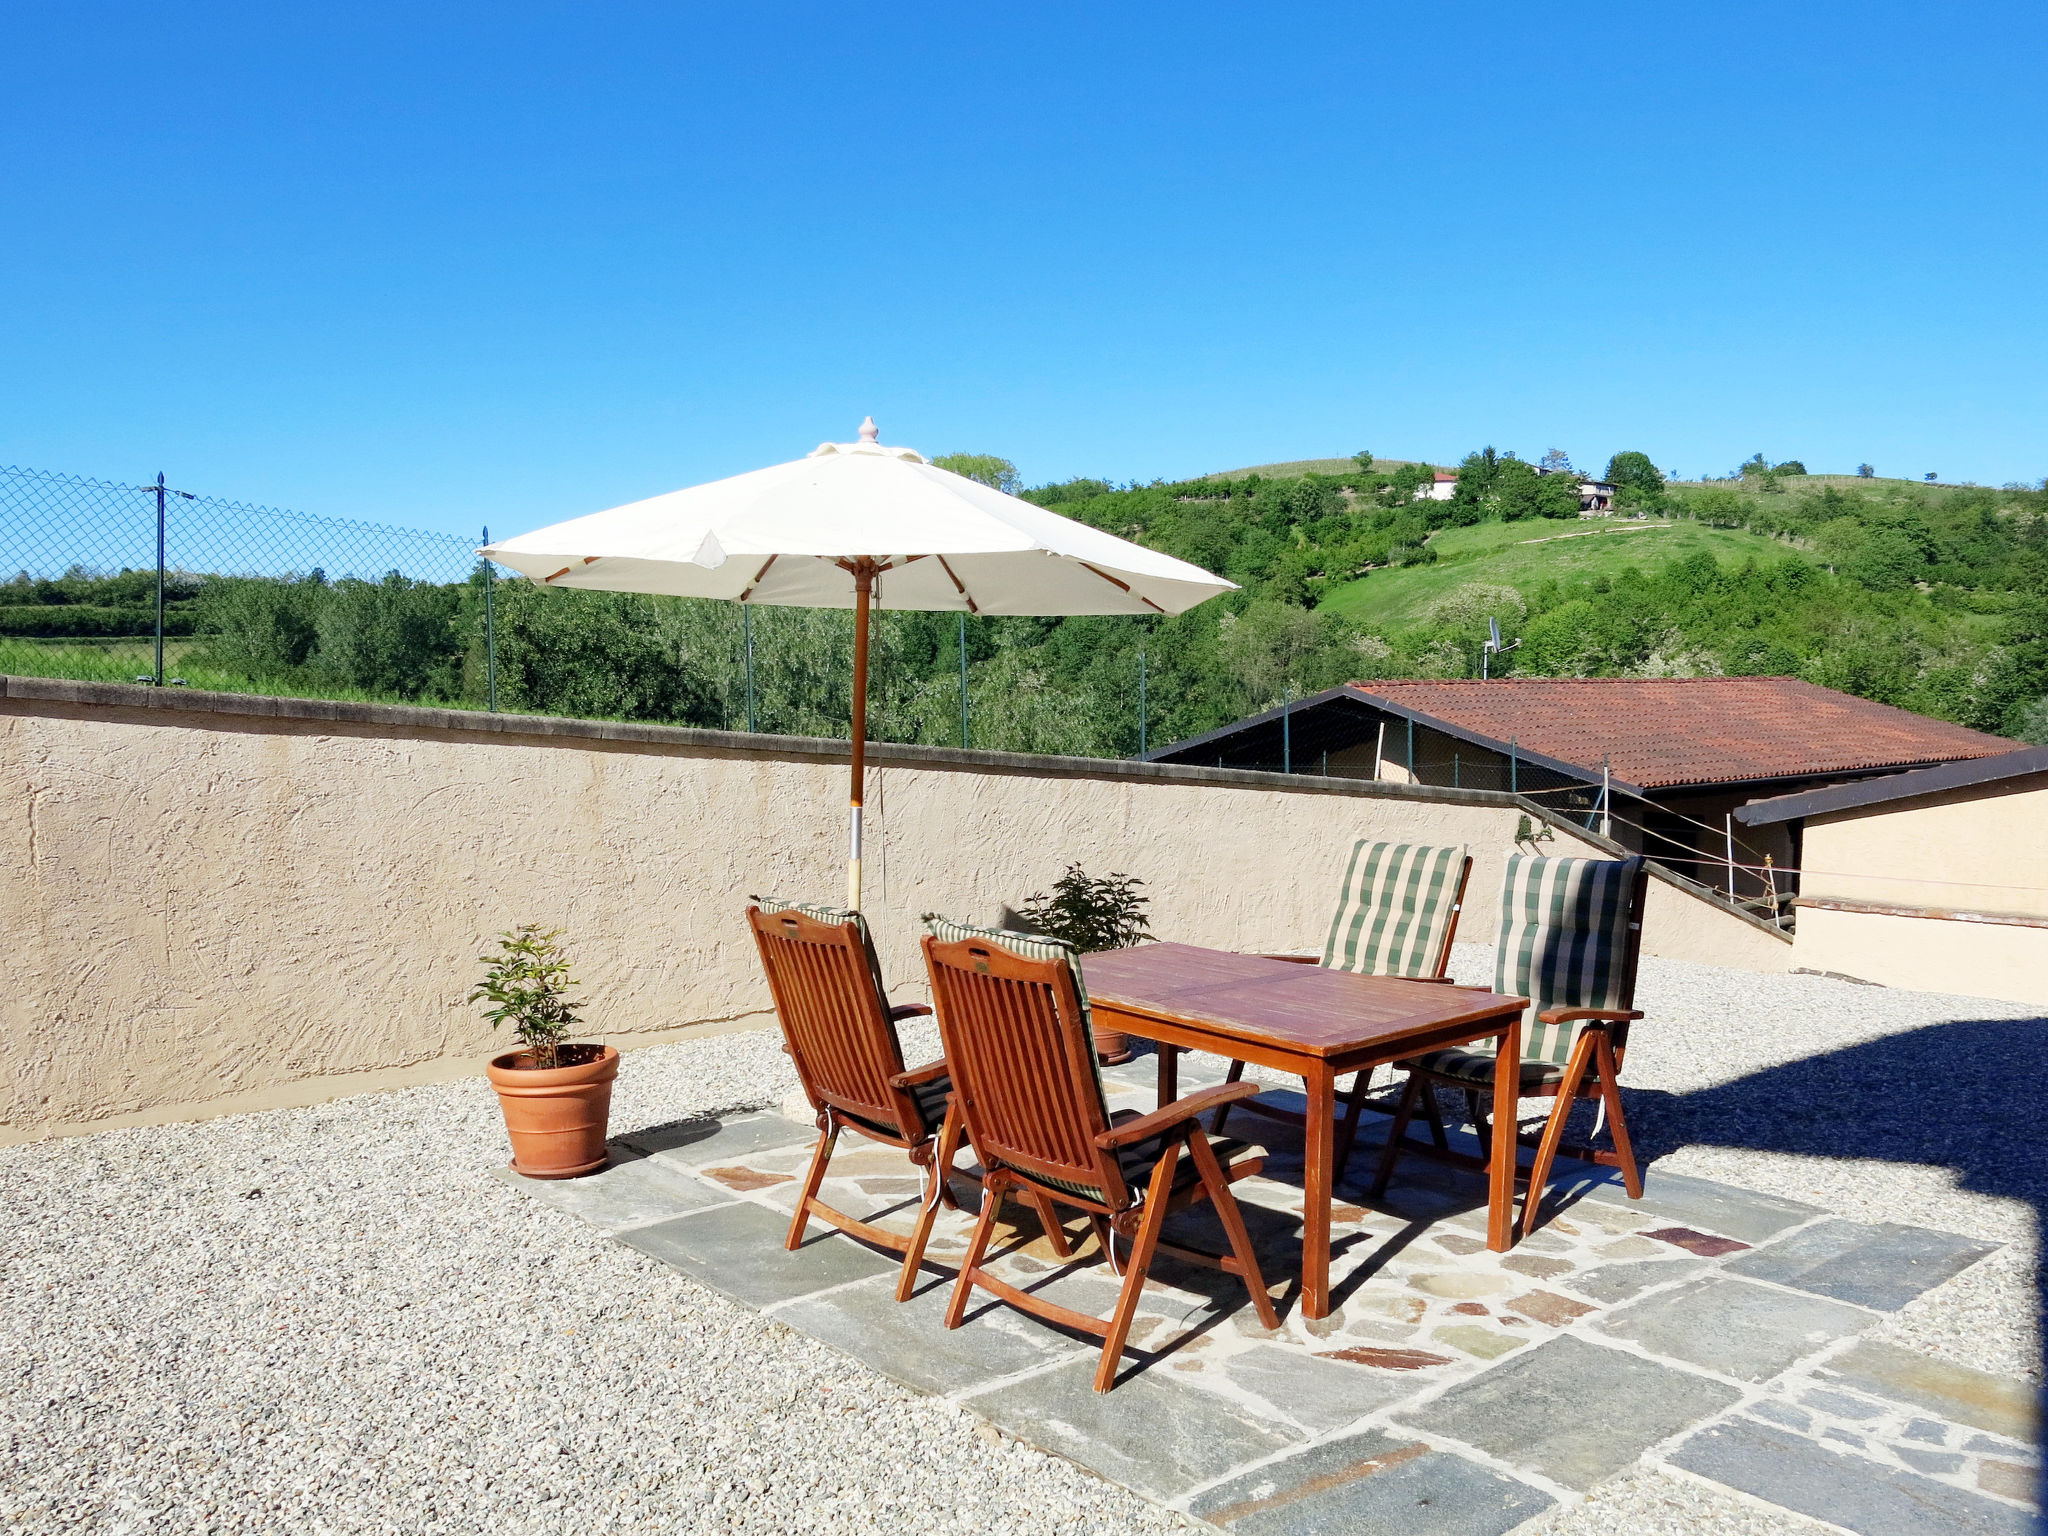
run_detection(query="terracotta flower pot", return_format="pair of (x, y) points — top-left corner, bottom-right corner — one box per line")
(486, 1043), (619, 1179)
(1093, 1028), (1136, 1066)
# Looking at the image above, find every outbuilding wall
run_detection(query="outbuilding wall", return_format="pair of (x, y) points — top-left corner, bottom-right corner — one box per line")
(0, 678), (1790, 1141)
(1790, 771), (2048, 1006)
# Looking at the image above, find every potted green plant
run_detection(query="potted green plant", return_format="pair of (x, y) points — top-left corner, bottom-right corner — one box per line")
(474, 925), (618, 1179)
(1019, 865), (1153, 1064)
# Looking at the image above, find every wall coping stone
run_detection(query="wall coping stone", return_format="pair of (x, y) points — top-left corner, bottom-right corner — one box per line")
(0, 674), (1788, 941)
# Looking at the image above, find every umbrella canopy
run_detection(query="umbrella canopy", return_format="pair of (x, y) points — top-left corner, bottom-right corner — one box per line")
(481, 420), (1235, 909)
(482, 419), (1230, 617)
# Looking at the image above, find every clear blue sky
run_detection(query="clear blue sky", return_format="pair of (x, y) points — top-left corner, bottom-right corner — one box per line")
(4, 3), (2042, 536)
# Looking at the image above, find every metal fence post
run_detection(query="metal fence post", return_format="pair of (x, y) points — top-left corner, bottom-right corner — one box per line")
(1137, 647), (1147, 757)
(1282, 687), (1292, 773)
(744, 605), (757, 732)
(958, 610), (969, 748)
(153, 472), (166, 686)
(481, 525), (498, 712)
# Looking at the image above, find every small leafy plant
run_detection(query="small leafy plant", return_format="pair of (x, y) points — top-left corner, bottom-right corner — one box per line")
(471, 925), (584, 1070)
(1020, 865), (1152, 954)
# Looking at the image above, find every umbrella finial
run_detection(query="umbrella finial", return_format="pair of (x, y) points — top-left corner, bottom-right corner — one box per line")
(858, 416), (879, 443)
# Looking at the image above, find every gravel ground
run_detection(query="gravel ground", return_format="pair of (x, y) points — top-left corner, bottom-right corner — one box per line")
(3, 954), (2038, 1535)
(1, 1029), (1179, 1536)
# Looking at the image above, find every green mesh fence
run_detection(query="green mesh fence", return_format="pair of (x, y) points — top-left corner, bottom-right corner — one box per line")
(0, 464), (491, 704)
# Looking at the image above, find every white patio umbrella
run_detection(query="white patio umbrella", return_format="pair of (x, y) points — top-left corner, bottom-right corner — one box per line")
(482, 419), (1234, 910)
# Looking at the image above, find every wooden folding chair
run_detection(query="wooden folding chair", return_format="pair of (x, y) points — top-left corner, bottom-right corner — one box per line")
(920, 916), (1280, 1393)
(747, 897), (968, 1301)
(1370, 855), (1649, 1236)
(1214, 840), (1473, 1169)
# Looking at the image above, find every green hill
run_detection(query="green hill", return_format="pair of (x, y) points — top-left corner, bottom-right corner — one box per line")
(1320, 518), (1812, 629)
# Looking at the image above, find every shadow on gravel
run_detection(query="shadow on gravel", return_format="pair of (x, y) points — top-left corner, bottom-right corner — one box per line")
(1625, 1015), (2048, 1511)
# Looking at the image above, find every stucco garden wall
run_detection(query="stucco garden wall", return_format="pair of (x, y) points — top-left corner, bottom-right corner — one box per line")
(0, 678), (1789, 1140)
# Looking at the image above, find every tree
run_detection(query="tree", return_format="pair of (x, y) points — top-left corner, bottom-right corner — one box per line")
(1604, 451), (1665, 498)
(1858, 464), (1875, 477)
(1351, 450), (1374, 475)
(1539, 448), (1574, 474)
(1450, 447), (1503, 508)
(931, 453), (1021, 495)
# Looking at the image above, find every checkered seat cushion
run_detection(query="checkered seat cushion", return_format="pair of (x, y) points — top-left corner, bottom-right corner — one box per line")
(1403, 853), (1642, 1086)
(1322, 840), (1468, 977)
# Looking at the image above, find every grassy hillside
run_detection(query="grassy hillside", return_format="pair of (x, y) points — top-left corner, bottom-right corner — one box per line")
(1319, 518), (1806, 629)
(1201, 455), (1440, 481)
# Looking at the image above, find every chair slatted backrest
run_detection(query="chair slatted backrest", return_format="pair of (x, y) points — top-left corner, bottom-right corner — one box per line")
(748, 897), (911, 1137)
(1321, 840), (1471, 979)
(921, 917), (1125, 1211)
(1491, 855), (1648, 1065)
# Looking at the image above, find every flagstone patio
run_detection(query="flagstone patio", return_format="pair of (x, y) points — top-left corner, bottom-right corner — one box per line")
(495, 1050), (2040, 1535)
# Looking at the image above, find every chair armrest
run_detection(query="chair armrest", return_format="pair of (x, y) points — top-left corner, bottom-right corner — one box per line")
(1536, 1006), (1644, 1025)
(889, 1058), (950, 1089)
(889, 1002), (933, 1021)
(1391, 974), (1460, 984)
(1095, 1082), (1261, 1148)
(1256, 953), (1322, 965)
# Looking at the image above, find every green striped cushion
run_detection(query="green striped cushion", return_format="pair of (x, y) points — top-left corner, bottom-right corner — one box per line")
(1491, 854), (1643, 1065)
(921, 914), (1108, 1120)
(751, 895), (889, 1008)
(1321, 841), (1468, 978)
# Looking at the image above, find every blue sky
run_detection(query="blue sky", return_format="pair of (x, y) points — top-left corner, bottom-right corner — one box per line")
(3, 3), (2042, 536)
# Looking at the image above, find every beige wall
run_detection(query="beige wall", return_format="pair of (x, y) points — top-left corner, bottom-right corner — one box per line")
(1798, 773), (2048, 917)
(1787, 772), (2048, 1006)
(1791, 906), (2048, 1008)
(0, 682), (1789, 1140)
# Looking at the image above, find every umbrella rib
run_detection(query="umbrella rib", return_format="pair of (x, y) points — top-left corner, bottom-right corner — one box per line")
(1078, 561), (1165, 614)
(543, 556), (600, 585)
(738, 554), (778, 601)
(934, 556), (980, 614)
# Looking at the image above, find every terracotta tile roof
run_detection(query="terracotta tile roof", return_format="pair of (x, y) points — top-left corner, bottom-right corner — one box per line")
(1349, 678), (2018, 790)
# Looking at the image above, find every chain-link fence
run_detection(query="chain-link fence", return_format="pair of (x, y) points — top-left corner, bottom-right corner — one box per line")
(0, 464), (1014, 744)
(0, 464), (491, 700)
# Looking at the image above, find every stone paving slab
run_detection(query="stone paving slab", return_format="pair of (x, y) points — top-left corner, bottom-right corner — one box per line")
(962, 1355), (1303, 1503)
(772, 1273), (1080, 1395)
(494, 1094), (2033, 1534)
(1399, 1335), (1743, 1490)
(1563, 1165), (1826, 1245)
(1185, 1340), (1420, 1434)
(1595, 1275), (1876, 1382)
(1668, 1417), (2036, 1535)
(1186, 1426), (1554, 1535)
(1815, 1340), (2041, 1445)
(620, 1111), (814, 1167)
(1727, 1219), (2001, 1312)
(615, 1200), (899, 1307)
(488, 1153), (727, 1231)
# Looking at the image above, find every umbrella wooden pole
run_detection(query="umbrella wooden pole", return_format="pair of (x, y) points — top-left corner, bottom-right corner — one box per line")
(848, 562), (874, 911)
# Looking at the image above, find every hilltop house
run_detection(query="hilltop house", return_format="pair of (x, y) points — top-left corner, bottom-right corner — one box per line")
(1145, 677), (2019, 911)
(1413, 467), (1621, 513)
(1414, 469), (1459, 502)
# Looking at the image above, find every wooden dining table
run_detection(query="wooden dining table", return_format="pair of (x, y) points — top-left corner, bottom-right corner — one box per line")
(1081, 943), (1530, 1321)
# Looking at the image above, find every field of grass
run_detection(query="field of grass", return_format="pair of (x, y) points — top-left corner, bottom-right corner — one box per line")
(0, 636), (488, 711)
(1318, 516), (1811, 630)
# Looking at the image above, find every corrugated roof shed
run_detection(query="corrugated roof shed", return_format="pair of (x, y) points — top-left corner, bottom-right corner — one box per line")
(1351, 678), (2018, 790)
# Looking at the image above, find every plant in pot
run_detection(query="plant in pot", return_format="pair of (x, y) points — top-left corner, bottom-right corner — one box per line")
(1019, 865), (1153, 1064)
(474, 925), (619, 1179)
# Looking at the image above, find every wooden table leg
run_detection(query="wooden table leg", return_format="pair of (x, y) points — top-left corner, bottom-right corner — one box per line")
(1155, 1041), (1178, 1110)
(1487, 1017), (1522, 1252)
(1302, 1061), (1336, 1318)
